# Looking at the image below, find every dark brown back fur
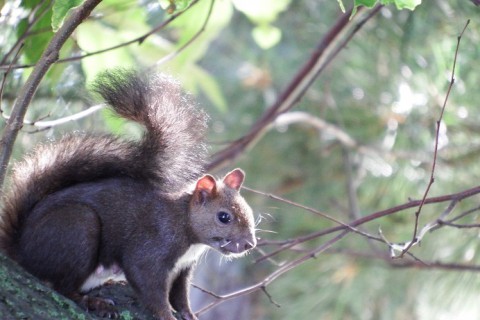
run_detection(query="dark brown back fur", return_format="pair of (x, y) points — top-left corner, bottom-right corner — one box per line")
(0, 69), (209, 257)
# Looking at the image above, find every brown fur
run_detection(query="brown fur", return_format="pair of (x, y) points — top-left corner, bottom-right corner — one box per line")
(0, 69), (256, 320)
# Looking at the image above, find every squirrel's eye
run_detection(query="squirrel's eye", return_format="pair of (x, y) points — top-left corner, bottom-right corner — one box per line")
(217, 211), (232, 224)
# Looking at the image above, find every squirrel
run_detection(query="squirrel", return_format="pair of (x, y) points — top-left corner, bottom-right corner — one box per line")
(0, 69), (257, 320)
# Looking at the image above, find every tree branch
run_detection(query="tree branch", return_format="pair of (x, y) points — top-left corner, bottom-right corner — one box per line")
(399, 19), (470, 257)
(207, 5), (383, 170)
(196, 230), (350, 316)
(0, 0), (201, 71)
(0, 0), (102, 192)
(256, 184), (480, 261)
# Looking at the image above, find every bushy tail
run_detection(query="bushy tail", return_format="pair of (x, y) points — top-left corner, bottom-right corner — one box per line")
(92, 69), (209, 189)
(0, 69), (209, 256)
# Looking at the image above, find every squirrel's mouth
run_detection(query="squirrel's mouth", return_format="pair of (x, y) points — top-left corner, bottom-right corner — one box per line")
(210, 236), (256, 256)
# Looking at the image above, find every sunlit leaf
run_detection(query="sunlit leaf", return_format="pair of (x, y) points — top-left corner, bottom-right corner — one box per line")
(102, 108), (127, 135)
(354, 0), (422, 10)
(76, 21), (134, 83)
(52, 0), (83, 32)
(191, 68), (227, 112)
(354, 0), (378, 8)
(232, 0), (291, 24)
(18, 1), (53, 64)
(388, 0), (422, 10)
(170, 0), (233, 64)
(252, 25), (282, 50)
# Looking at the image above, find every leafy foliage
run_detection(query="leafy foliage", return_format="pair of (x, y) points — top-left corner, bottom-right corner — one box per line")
(52, 0), (84, 31)
(351, 0), (422, 10)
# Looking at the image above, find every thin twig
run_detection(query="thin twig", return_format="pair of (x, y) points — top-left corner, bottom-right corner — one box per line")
(0, 44), (24, 117)
(196, 230), (350, 316)
(156, 0), (215, 66)
(31, 104), (104, 128)
(385, 199), (459, 256)
(0, 0), (50, 66)
(399, 19), (470, 257)
(0, 0), (201, 70)
(436, 221), (480, 229)
(256, 185), (480, 261)
(191, 284), (223, 300)
(243, 186), (382, 252)
(433, 204), (480, 231)
(325, 248), (480, 272)
(261, 286), (281, 308)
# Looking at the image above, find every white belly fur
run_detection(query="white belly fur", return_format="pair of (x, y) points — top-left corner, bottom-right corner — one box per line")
(170, 244), (208, 279)
(80, 264), (126, 292)
(80, 244), (208, 292)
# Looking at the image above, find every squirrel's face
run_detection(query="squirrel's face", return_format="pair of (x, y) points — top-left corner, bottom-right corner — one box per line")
(189, 169), (257, 257)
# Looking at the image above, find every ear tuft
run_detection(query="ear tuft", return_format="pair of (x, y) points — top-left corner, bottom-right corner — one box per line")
(194, 175), (217, 205)
(223, 168), (245, 191)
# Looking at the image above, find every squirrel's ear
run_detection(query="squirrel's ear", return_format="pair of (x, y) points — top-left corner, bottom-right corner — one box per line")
(223, 168), (245, 191)
(193, 175), (217, 205)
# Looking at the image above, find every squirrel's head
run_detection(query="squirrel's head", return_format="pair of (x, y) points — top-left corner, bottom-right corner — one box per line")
(189, 169), (256, 257)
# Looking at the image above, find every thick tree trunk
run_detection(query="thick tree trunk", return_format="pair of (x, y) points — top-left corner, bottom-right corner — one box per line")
(0, 253), (180, 320)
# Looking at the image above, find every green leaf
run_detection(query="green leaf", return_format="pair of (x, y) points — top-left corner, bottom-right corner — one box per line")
(387, 0), (422, 10)
(76, 20), (135, 83)
(232, 0), (290, 50)
(52, 0), (84, 32)
(18, 0), (53, 64)
(232, 0), (291, 24)
(192, 68), (227, 112)
(170, 0), (233, 64)
(252, 24), (282, 50)
(354, 0), (422, 10)
(354, 0), (378, 8)
(75, 0), (151, 82)
(102, 108), (127, 135)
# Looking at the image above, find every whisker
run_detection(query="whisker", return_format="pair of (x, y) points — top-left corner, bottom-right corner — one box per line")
(255, 212), (275, 225)
(220, 240), (231, 248)
(255, 228), (277, 234)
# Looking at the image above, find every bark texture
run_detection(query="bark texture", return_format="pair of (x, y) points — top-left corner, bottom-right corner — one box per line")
(0, 253), (180, 320)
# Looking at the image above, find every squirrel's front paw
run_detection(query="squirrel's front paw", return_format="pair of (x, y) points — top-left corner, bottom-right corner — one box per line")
(81, 295), (119, 319)
(178, 310), (198, 320)
(152, 309), (178, 320)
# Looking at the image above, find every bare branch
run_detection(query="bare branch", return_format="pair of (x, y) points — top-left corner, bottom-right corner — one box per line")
(399, 19), (470, 257)
(156, 0), (215, 66)
(244, 186), (384, 263)
(257, 185), (480, 260)
(196, 230), (350, 316)
(207, 5), (383, 170)
(261, 286), (281, 308)
(27, 104), (104, 128)
(0, 44), (24, 117)
(437, 221), (480, 229)
(0, 0), (102, 192)
(435, 204), (480, 228)
(326, 248), (480, 272)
